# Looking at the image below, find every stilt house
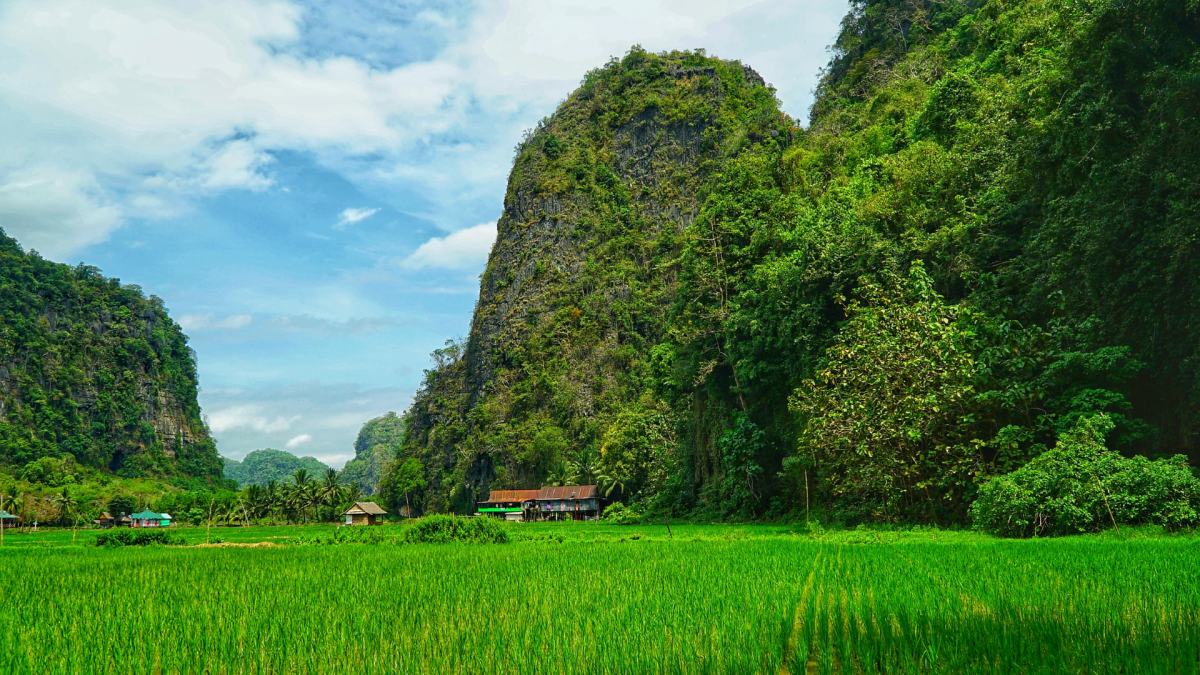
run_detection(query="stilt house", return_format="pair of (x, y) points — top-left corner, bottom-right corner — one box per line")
(535, 485), (600, 521)
(476, 485), (602, 521)
(477, 490), (540, 521)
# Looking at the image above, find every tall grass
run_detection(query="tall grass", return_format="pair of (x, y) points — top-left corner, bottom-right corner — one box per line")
(0, 534), (1197, 674)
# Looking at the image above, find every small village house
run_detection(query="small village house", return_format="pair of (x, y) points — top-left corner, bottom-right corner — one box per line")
(476, 486), (602, 522)
(93, 512), (115, 529)
(476, 489), (540, 521)
(340, 501), (386, 526)
(130, 510), (172, 528)
(0, 509), (19, 529)
(535, 485), (600, 521)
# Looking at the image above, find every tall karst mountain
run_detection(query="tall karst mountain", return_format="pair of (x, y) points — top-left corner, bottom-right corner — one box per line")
(401, 0), (1200, 520)
(401, 49), (791, 513)
(0, 230), (222, 483)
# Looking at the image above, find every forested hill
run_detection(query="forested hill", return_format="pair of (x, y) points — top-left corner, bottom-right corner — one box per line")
(396, 0), (1200, 522)
(0, 230), (222, 484)
(223, 449), (330, 488)
(340, 412), (405, 495)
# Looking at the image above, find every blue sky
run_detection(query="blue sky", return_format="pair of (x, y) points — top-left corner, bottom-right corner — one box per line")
(0, 0), (846, 467)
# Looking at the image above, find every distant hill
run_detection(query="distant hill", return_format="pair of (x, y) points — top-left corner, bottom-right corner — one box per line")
(338, 412), (404, 494)
(0, 228), (222, 486)
(223, 449), (329, 487)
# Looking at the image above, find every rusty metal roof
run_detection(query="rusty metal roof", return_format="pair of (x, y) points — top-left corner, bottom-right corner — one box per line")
(484, 489), (540, 503)
(537, 485), (598, 501)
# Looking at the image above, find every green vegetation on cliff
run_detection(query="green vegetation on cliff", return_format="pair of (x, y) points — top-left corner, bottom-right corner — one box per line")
(340, 411), (404, 495)
(0, 229), (221, 485)
(398, 0), (1200, 527)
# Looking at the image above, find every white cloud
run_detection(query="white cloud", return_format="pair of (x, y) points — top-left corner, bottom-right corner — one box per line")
(285, 433), (312, 448)
(0, 0), (465, 258)
(402, 221), (496, 270)
(272, 314), (401, 335)
(207, 404), (300, 433)
(0, 0), (845, 260)
(201, 382), (411, 467)
(0, 169), (122, 259)
(177, 313), (253, 331)
(334, 207), (380, 229)
(200, 140), (275, 191)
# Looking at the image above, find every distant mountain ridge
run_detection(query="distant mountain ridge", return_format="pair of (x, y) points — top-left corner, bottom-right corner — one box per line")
(223, 449), (329, 487)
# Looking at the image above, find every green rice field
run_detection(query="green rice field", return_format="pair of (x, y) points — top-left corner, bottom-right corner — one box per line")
(1, 523), (1198, 674)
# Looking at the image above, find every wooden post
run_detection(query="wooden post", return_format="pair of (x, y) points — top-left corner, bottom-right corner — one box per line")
(805, 470), (810, 526)
(1094, 473), (1122, 539)
(206, 497), (215, 545)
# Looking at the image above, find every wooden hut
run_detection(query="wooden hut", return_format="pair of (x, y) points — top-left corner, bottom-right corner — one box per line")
(93, 512), (115, 529)
(340, 502), (386, 526)
(534, 485), (600, 521)
(476, 489), (539, 522)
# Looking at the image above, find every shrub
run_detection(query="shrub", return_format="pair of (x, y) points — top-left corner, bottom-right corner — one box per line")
(95, 529), (185, 547)
(601, 502), (643, 525)
(971, 415), (1200, 537)
(403, 515), (509, 544)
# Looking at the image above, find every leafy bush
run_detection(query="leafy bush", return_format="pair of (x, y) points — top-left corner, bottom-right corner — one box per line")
(403, 515), (509, 544)
(971, 415), (1200, 537)
(95, 529), (185, 547)
(601, 502), (643, 525)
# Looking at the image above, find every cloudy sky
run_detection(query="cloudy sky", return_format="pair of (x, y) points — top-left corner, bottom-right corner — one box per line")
(0, 0), (846, 467)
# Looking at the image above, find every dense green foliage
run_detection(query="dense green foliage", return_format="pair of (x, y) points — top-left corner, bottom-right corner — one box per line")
(972, 414), (1200, 536)
(401, 513), (509, 544)
(94, 528), (184, 547)
(339, 412), (403, 495)
(222, 448), (329, 488)
(400, 0), (1200, 525)
(0, 229), (220, 484)
(4, 526), (1200, 673)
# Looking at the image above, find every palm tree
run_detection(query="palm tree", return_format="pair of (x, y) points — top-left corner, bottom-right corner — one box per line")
(573, 448), (603, 486)
(304, 483), (323, 522)
(597, 472), (625, 498)
(264, 480), (281, 522)
(48, 487), (74, 527)
(318, 468), (344, 519)
(546, 460), (575, 487)
(287, 470), (314, 522)
(245, 485), (265, 523)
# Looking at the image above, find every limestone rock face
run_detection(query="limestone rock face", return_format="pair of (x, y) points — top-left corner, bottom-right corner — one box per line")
(400, 49), (790, 511)
(0, 230), (221, 480)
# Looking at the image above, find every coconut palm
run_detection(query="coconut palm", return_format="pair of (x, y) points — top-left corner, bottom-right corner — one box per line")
(319, 468), (344, 518)
(264, 480), (281, 520)
(48, 487), (74, 527)
(573, 448), (604, 486)
(545, 460), (575, 487)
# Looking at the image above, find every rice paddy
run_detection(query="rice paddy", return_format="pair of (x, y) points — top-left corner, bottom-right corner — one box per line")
(1, 524), (1198, 674)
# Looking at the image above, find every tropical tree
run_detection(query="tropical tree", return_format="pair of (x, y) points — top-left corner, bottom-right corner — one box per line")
(790, 263), (979, 521)
(318, 468), (344, 516)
